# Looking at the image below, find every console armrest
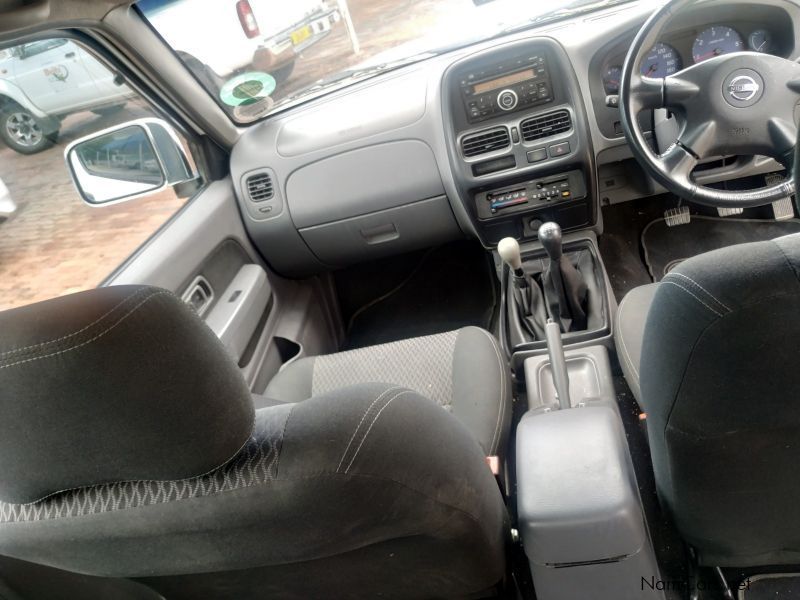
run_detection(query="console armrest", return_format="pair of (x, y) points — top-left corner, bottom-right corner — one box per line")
(516, 406), (664, 599)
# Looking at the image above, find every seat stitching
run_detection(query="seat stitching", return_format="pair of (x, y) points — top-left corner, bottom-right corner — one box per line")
(272, 403), (298, 479)
(336, 386), (402, 473)
(475, 328), (506, 454)
(660, 281), (723, 318)
(0, 291), (171, 370)
(665, 272), (730, 312)
(0, 287), (152, 358)
(7, 410), (258, 507)
(344, 390), (414, 473)
(615, 291), (640, 380)
(771, 239), (800, 283)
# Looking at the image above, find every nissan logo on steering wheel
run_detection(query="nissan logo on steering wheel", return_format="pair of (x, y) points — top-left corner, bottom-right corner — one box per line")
(728, 75), (760, 102)
(722, 69), (765, 108)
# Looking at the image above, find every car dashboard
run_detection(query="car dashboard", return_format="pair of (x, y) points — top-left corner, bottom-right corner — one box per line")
(229, 0), (800, 277)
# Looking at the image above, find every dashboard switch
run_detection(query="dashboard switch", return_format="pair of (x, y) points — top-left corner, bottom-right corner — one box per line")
(549, 142), (570, 158)
(526, 148), (547, 163)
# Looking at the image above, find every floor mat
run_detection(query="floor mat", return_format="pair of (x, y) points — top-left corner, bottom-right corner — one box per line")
(335, 240), (498, 350)
(642, 216), (800, 281)
(739, 573), (800, 599)
(598, 198), (668, 301)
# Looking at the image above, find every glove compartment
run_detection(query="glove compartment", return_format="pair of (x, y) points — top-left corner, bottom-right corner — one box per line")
(286, 140), (460, 267)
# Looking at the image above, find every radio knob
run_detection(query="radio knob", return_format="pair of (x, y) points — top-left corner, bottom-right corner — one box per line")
(497, 89), (518, 111)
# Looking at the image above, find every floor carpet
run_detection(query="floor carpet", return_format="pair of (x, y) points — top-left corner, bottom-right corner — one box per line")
(335, 240), (498, 350)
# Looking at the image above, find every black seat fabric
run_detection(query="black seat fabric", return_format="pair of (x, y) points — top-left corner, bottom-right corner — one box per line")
(614, 283), (658, 403)
(0, 287), (508, 599)
(265, 326), (512, 456)
(616, 234), (800, 567)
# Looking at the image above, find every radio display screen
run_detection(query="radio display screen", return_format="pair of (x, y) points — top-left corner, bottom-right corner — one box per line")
(472, 68), (537, 94)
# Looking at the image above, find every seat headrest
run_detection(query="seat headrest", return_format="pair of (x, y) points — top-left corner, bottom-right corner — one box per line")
(0, 286), (255, 504)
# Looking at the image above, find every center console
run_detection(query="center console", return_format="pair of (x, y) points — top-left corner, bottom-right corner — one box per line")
(516, 338), (665, 599)
(442, 37), (598, 247)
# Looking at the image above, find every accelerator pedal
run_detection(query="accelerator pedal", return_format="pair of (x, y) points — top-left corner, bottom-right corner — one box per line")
(664, 206), (690, 227)
(764, 172), (796, 221)
(717, 206), (744, 217)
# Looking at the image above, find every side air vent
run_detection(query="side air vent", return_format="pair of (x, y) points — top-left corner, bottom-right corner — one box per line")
(245, 172), (274, 202)
(461, 127), (510, 158)
(520, 110), (572, 142)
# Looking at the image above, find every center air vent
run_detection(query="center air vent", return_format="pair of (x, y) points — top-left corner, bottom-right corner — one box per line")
(520, 110), (572, 142)
(462, 127), (510, 158)
(245, 172), (274, 202)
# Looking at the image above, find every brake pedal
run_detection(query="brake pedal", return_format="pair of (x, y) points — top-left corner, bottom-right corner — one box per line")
(664, 206), (690, 227)
(716, 206), (744, 217)
(764, 172), (796, 221)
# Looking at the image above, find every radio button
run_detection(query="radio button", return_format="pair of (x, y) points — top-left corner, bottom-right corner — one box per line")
(497, 89), (519, 111)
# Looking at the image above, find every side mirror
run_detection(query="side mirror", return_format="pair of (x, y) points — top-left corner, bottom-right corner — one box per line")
(65, 118), (197, 206)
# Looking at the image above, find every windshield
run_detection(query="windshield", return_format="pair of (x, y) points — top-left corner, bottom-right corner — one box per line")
(137, 0), (630, 124)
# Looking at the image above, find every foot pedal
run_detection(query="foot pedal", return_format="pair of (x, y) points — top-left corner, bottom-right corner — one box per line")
(771, 196), (795, 221)
(717, 206), (744, 217)
(765, 172), (796, 221)
(664, 206), (690, 227)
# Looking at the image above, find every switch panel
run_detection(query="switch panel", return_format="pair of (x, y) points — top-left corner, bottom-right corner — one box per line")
(474, 169), (587, 221)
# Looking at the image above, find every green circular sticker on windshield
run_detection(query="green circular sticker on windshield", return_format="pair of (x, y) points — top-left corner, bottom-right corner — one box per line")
(220, 72), (277, 107)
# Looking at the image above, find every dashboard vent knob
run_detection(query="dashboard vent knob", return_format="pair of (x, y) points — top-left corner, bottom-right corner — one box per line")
(461, 127), (511, 158)
(520, 110), (572, 143)
(245, 172), (274, 202)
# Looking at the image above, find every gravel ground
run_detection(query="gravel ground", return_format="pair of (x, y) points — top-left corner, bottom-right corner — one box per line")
(0, 103), (186, 311)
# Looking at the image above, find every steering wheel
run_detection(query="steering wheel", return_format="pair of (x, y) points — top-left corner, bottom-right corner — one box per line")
(620, 0), (800, 207)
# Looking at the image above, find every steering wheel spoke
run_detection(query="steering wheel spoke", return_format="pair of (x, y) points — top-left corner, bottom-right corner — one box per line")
(658, 143), (698, 186)
(679, 119), (717, 159)
(629, 74), (664, 110)
(767, 117), (799, 164)
(663, 75), (701, 109)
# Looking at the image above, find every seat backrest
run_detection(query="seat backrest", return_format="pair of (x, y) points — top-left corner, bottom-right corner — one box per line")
(640, 233), (800, 567)
(0, 285), (507, 599)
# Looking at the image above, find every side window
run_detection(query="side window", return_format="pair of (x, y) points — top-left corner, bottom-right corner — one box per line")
(0, 37), (199, 311)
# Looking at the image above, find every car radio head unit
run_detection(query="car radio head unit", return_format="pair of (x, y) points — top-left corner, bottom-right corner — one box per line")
(460, 54), (553, 123)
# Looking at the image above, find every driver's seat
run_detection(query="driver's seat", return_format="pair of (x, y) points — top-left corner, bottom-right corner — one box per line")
(615, 233), (800, 567)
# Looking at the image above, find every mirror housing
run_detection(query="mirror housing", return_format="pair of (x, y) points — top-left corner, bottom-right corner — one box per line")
(65, 118), (197, 207)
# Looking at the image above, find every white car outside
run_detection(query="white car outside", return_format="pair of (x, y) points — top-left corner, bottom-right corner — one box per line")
(0, 39), (135, 154)
(142, 0), (340, 79)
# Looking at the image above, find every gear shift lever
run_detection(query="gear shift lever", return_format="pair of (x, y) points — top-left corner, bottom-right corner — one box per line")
(498, 237), (524, 276)
(538, 221), (563, 262)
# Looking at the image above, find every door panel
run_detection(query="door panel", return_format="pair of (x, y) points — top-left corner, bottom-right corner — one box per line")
(106, 177), (341, 391)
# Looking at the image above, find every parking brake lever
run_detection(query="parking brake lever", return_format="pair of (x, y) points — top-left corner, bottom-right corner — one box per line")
(544, 319), (571, 410)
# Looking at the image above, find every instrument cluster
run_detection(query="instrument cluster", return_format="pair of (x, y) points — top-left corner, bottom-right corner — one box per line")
(602, 23), (777, 94)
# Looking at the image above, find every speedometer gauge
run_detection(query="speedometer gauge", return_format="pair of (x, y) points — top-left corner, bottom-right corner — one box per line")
(640, 43), (682, 78)
(692, 26), (744, 63)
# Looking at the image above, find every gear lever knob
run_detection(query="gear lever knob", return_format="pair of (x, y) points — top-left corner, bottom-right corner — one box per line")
(538, 222), (563, 261)
(498, 237), (523, 273)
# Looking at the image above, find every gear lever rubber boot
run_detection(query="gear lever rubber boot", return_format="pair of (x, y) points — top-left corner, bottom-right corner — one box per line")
(498, 237), (547, 343)
(538, 222), (588, 332)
